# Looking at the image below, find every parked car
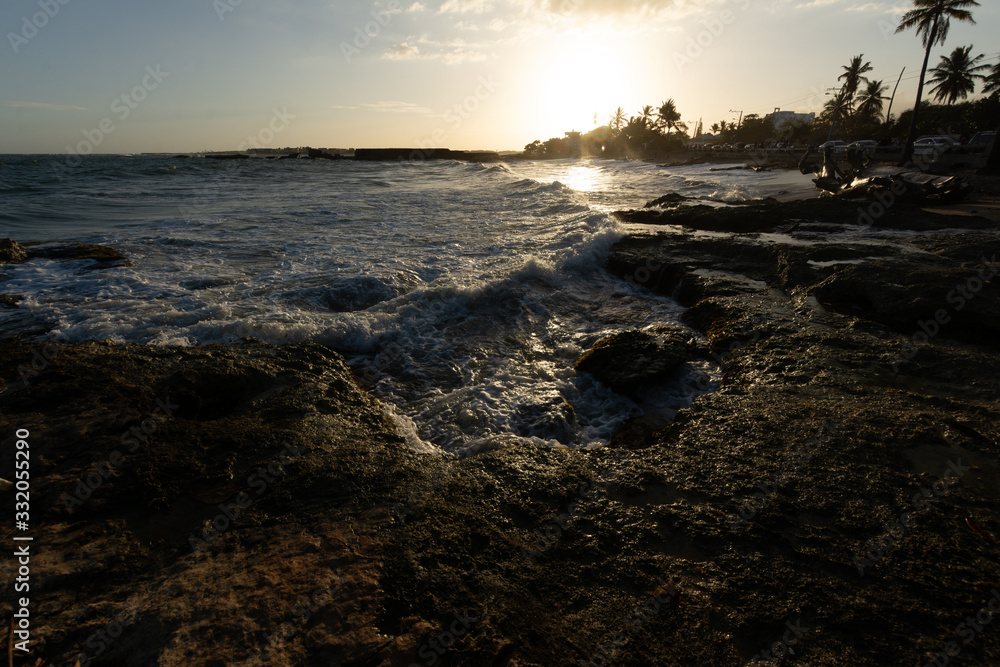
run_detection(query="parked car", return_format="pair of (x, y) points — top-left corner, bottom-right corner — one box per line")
(819, 140), (849, 156)
(968, 131), (997, 153)
(849, 140), (877, 150)
(913, 136), (960, 159)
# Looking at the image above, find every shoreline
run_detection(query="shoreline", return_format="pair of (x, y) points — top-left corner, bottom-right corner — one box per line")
(2, 189), (1000, 664)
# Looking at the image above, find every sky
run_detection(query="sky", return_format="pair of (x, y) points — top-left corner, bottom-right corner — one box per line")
(1, 0), (998, 154)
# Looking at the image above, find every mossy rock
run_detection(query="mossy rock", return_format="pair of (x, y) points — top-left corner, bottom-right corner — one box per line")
(0, 238), (28, 264)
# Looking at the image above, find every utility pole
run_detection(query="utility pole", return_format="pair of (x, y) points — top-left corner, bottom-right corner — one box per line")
(730, 109), (743, 143)
(881, 67), (906, 145)
(884, 67), (905, 124)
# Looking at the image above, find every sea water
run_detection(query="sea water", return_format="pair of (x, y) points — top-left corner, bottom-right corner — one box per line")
(0, 155), (816, 456)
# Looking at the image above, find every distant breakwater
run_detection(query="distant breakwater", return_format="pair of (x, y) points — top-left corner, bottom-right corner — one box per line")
(196, 147), (502, 162)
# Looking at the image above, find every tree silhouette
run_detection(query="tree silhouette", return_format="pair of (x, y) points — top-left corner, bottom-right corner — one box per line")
(838, 54), (874, 108)
(610, 106), (627, 133)
(928, 45), (988, 104)
(895, 0), (980, 163)
(855, 79), (889, 123)
(821, 90), (854, 128)
(639, 105), (655, 129)
(656, 99), (682, 138)
(984, 61), (1000, 98)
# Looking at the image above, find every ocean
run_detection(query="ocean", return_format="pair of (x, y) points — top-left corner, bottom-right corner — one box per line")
(0, 155), (817, 456)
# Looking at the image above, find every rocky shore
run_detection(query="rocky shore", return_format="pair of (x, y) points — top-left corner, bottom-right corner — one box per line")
(2, 189), (1000, 666)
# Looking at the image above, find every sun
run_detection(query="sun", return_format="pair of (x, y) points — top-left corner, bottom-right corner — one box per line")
(526, 38), (645, 141)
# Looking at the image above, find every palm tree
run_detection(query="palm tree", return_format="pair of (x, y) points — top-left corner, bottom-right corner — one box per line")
(838, 54), (874, 107)
(821, 90), (854, 127)
(927, 45), (989, 104)
(855, 79), (889, 123)
(710, 122), (720, 134)
(610, 106), (627, 133)
(656, 99), (682, 138)
(984, 61), (1000, 98)
(621, 116), (649, 149)
(895, 0), (980, 164)
(639, 105), (655, 129)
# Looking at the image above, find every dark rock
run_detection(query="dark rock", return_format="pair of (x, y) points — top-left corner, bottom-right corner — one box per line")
(0, 294), (23, 308)
(0, 238), (28, 264)
(24, 242), (133, 269)
(575, 329), (692, 396)
(810, 257), (1000, 345)
(179, 277), (234, 291)
(644, 192), (689, 208)
(613, 196), (997, 233)
(0, 339), (425, 665)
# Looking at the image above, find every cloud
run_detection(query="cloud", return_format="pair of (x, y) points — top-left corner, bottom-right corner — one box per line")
(383, 42), (422, 59)
(510, 0), (697, 18)
(407, 1), (426, 11)
(438, 47), (489, 64)
(439, 0), (495, 14)
(384, 37), (491, 64)
(329, 105), (359, 109)
(490, 0), (709, 38)
(362, 101), (434, 114)
(1, 101), (87, 111)
(792, 0), (841, 9)
(849, 2), (909, 14)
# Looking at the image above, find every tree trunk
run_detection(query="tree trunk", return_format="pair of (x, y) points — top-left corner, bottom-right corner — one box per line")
(900, 17), (939, 166)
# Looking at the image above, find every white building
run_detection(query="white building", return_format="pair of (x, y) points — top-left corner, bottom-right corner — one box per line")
(765, 110), (816, 130)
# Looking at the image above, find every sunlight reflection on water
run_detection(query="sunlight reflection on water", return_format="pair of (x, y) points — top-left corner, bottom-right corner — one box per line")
(556, 162), (606, 193)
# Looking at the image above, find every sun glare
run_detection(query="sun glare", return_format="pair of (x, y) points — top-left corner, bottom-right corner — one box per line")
(528, 39), (644, 140)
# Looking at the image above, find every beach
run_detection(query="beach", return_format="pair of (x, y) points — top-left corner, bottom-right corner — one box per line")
(2, 157), (1000, 665)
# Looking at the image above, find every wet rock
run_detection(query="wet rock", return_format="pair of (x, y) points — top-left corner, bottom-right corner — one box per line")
(613, 196), (997, 233)
(575, 329), (692, 396)
(0, 338), (425, 666)
(811, 258), (1000, 345)
(644, 192), (690, 208)
(0, 238), (28, 263)
(24, 242), (133, 268)
(179, 277), (234, 291)
(0, 294), (23, 308)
